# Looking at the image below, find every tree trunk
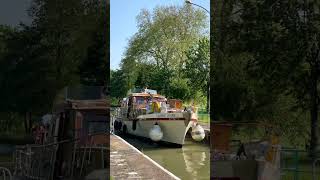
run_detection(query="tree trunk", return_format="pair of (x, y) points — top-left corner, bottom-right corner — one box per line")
(206, 81), (210, 113)
(24, 112), (28, 134)
(211, 0), (216, 122)
(28, 112), (32, 133)
(310, 64), (318, 159)
(23, 112), (32, 134)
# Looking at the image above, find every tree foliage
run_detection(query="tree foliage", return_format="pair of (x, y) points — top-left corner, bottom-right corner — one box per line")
(111, 4), (210, 109)
(212, 0), (320, 152)
(0, 0), (108, 133)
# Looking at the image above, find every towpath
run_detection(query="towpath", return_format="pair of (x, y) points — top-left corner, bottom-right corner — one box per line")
(110, 134), (180, 180)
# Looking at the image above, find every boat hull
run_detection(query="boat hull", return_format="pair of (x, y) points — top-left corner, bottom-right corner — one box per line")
(122, 119), (193, 145)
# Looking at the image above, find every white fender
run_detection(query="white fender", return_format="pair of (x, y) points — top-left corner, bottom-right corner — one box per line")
(149, 123), (163, 141)
(191, 123), (205, 141)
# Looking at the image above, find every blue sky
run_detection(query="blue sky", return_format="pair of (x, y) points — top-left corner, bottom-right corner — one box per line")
(0, 0), (31, 26)
(110, 0), (210, 70)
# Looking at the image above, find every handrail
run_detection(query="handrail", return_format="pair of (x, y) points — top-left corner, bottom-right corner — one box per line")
(26, 131), (108, 148)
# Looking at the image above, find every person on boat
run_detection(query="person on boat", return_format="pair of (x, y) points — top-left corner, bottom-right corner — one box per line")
(146, 98), (152, 114)
(191, 100), (196, 113)
(160, 101), (168, 113)
(151, 100), (161, 113)
(144, 86), (149, 92)
(33, 123), (45, 144)
(31, 123), (38, 142)
(127, 97), (132, 118)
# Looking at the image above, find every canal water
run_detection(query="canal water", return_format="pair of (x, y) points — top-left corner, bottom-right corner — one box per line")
(111, 108), (210, 179)
(118, 134), (210, 180)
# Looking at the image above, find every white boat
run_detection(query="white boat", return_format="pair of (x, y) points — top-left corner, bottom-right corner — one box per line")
(114, 88), (205, 146)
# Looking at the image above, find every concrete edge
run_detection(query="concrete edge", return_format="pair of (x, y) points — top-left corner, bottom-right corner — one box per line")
(112, 134), (181, 180)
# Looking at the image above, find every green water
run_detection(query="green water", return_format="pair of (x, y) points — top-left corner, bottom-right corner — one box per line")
(119, 135), (210, 180)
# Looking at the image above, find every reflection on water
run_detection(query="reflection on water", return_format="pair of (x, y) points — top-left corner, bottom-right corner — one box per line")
(119, 135), (209, 180)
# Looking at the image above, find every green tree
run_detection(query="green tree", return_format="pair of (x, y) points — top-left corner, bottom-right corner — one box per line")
(110, 70), (127, 99)
(184, 37), (210, 111)
(0, 0), (107, 133)
(236, 0), (320, 157)
(119, 4), (209, 97)
(167, 78), (191, 100)
(213, 0), (320, 156)
(0, 25), (57, 132)
(79, 0), (108, 86)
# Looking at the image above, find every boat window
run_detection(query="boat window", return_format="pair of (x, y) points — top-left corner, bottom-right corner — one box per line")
(135, 96), (147, 105)
(85, 113), (107, 134)
(152, 97), (166, 102)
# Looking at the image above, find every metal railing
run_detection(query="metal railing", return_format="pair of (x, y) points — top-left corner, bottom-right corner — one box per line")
(0, 167), (12, 180)
(12, 132), (108, 180)
(280, 148), (320, 180)
(13, 144), (57, 180)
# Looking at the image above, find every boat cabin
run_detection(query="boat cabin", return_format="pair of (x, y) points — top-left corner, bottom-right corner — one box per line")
(121, 89), (185, 118)
(63, 99), (109, 144)
(53, 99), (109, 177)
(167, 99), (183, 109)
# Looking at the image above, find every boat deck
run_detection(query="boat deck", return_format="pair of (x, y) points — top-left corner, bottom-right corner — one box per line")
(110, 134), (180, 180)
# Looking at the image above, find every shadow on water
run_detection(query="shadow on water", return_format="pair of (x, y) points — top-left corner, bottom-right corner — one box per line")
(118, 133), (210, 180)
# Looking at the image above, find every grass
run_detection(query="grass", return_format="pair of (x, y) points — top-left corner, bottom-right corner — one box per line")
(280, 150), (320, 180)
(0, 155), (12, 162)
(197, 113), (210, 124)
(0, 154), (14, 170)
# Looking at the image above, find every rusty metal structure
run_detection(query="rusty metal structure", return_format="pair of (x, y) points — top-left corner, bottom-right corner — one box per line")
(9, 86), (109, 180)
(211, 122), (281, 180)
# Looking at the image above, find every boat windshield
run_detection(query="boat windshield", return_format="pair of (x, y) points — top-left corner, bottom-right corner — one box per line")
(133, 96), (166, 108)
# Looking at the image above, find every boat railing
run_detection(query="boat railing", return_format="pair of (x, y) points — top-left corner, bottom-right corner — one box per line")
(120, 107), (127, 117)
(117, 102), (196, 119)
(132, 105), (147, 117)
